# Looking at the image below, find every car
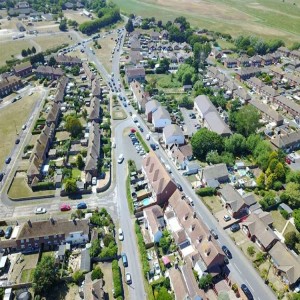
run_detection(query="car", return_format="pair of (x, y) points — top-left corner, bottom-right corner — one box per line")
(140, 127), (144, 132)
(241, 284), (253, 299)
(176, 183), (183, 191)
(131, 128), (136, 133)
(121, 252), (128, 267)
(223, 215), (231, 222)
(117, 154), (124, 164)
(112, 142), (116, 148)
(0, 229), (4, 237)
(15, 138), (20, 144)
(154, 262), (161, 275)
(125, 272), (132, 284)
(22, 124), (26, 130)
(77, 202), (87, 209)
(35, 207), (47, 214)
(92, 177), (97, 185)
(230, 223), (240, 232)
(5, 226), (13, 239)
(118, 228), (124, 241)
(150, 143), (156, 150)
(155, 144), (159, 150)
(146, 134), (150, 140)
(60, 204), (71, 211)
(222, 245), (232, 259)
(0, 173), (4, 182)
(5, 157), (11, 164)
(210, 229), (218, 239)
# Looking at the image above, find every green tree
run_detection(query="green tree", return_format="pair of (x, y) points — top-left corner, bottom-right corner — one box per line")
(27, 47), (32, 55)
(21, 49), (28, 57)
(293, 209), (300, 232)
(286, 170), (300, 184)
(274, 162), (285, 181)
(48, 56), (56, 67)
(280, 182), (300, 208)
(76, 154), (85, 170)
(65, 178), (78, 194)
(159, 230), (172, 254)
(247, 246), (255, 257)
(59, 18), (68, 31)
(72, 270), (84, 285)
(224, 133), (247, 156)
(156, 287), (173, 300)
(65, 115), (83, 138)
(103, 234), (115, 247)
(234, 105), (260, 137)
(284, 231), (298, 249)
(91, 266), (103, 281)
(32, 256), (58, 295)
(246, 134), (262, 152)
(125, 18), (134, 32)
(256, 172), (265, 189)
(89, 239), (101, 257)
(191, 128), (223, 160)
(32, 46), (36, 54)
(199, 274), (213, 289)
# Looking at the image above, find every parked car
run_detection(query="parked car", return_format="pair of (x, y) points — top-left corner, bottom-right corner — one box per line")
(146, 134), (150, 140)
(223, 215), (231, 222)
(125, 272), (132, 284)
(154, 262), (160, 275)
(5, 157), (11, 164)
(0, 173), (4, 182)
(210, 229), (218, 239)
(60, 204), (71, 211)
(77, 202), (87, 209)
(118, 228), (124, 241)
(241, 284), (253, 300)
(222, 245), (232, 259)
(230, 223), (240, 232)
(92, 177), (97, 185)
(5, 226), (13, 239)
(22, 124), (27, 130)
(15, 138), (20, 144)
(35, 207), (47, 214)
(118, 154), (124, 164)
(0, 229), (5, 237)
(150, 143), (156, 150)
(121, 253), (128, 267)
(176, 183), (183, 191)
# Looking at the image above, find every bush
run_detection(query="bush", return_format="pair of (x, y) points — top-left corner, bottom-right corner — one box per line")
(72, 270), (84, 285)
(135, 222), (150, 277)
(280, 209), (289, 220)
(135, 132), (150, 153)
(247, 246), (255, 257)
(32, 181), (55, 191)
(91, 266), (103, 281)
(112, 260), (123, 298)
(196, 187), (215, 197)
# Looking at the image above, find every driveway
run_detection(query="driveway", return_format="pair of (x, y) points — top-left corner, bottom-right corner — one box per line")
(180, 108), (199, 136)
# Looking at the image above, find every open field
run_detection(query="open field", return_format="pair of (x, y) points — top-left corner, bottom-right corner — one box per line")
(0, 92), (41, 169)
(64, 10), (94, 25)
(112, 0), (300, 44)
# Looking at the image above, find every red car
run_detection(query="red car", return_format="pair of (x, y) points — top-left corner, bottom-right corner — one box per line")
(131, 128), (136, 133)
(60, 204), (71, 211)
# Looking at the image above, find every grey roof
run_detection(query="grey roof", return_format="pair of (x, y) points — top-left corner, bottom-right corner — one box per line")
(163, 124), (184, 140)
(220, 184), (245, 213)
(275, 95), (300, 115)
(271, 131), (300, 149)
(80, 248), (91, 272)
(250, 99), (284, 123)
(85, 122), (101, 172)
(88, 97), (100, 121)
(243, 194), (257, 206)
(279, 203), (293, 214)
(152, 106), (171, 122)
(145, 99), (160, 114)
(194, 95), (215, 116)
(261, 85), (278, 97)
(202, 163), (229, 181)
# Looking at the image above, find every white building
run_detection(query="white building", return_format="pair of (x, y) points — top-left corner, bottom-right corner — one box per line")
(163, 124), (185, 146)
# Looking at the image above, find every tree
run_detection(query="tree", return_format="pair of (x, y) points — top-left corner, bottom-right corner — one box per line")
(65, 178), (78, 194)
(155, 287), (173, 300)
(30, 53), (45, 65)
(125, 18), (134, 32)
(76, 154), (85, 170)
(284, 231), (297, 249)
(32, 46), (36, 54)
(48, 56), (56, 67)
(247, 246), (255, 257)
(256, 172), (265, 189)
(89, 239), (101, 257)
(199, 274), (213, 290)
(224, 133), (247, 156)
(159, 230), (172, 254)
(280, 182), (300, 208)
(32, 256), (58, 295)
(156, 58), (170, 74)
(293, 209), (300, 232)
(273, 162), (285, 181)
(234, 105), (260, 137)
(70, 65), (80, 76)
(191, 128), (223, 160)
(59, 18), (68, 31)
(72, 270), (84, 285)
(27, 47), (32, 55)
(91, 266), (103, 281)
(21, 49), (28, 57)
(65, 115), (83, 138)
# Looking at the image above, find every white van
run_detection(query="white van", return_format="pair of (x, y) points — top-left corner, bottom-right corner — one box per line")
(117, 154), (124, 164)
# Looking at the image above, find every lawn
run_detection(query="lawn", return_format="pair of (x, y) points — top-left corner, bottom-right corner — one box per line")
(146, 74), (181, 89)
(283, 222), (299, 236)
(216, 38), (236, 50)
(72, 168), (82, 179)
(8, 175), (55, 200)
(20, 268), (34, 283)
(112, 105), (127, 120)
(56, 131), (70, 142)
(270, 210), (287, 233)
(0, 92), (41, 170)
(201, 196), (223, 213)
(112, 0), (300, 44)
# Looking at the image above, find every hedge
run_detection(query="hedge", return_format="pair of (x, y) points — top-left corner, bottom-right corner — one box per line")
(196, 187), (215, 197)
(112, 260), (123, 299)
(135, 132), (150, 153)
(32, 181), (55, 191)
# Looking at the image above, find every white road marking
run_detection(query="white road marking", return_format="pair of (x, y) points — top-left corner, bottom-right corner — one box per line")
(233, 263), (242, 274)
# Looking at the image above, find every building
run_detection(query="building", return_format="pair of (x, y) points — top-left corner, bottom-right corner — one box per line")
(142, 152), (177, 205)
(233, 87), (251, 104)
(82, 63), (95, 83)
(277, 47), (290, 57)
(237, 55), (251, 67)
(130, 80), (149, 112)
(273, 95), (300, 118)
(145, 100), (160, 122)
(260, 85), (278, 101)
(152, 106), (171, 131)
(247, 77), (264, 93)
(163, 124), (185, 146)
(236, 67), (260, 81)
(16, 22), (26, 32)
(79, 272), (105, 300)
(125, 67), (146, 84)
(0, 75), (23, 97)
(88, 97), (100, 122)
(91, 79), (101, 98)
(35, 66), (63, 80)
(13, 62), (32, 77)
(54, 54), (82, 66)
(224, 57), (237, 68)
(201, 163), (229, 188)
(290, 49), (300, 61)
(250, 55), (262, 67)
(170, 144), (193, 170)
(270, 130), (300, 152)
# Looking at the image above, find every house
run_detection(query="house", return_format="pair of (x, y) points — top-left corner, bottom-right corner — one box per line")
(80, 248), (91, 273)
(269, 66), (285, 80)
(270, 130), (300, 152)
(152, 106), (171, 131)
(56, 243), (71, 262)
(35, 66), (63, 80)
(290, 49), (300, 61)
(224, 80), (238, 95)
(250, 55), (262, 67)
(91, 79), (101, 98)
(219, 184), (247, 218)
(88, 97), (100, 122)
(16, 22), (26, 32)
(285, 73), (300, 87)
(236, 67), (260, 81)
(207, 66), (219, 78)
(261, 54), (273, 66)
(143, 205), (165, 243)
(170, 144), (193, 170)
(233, 87), (251, 104)
(269, 242), (300, 286)
(79, 272), (105, 300)
(125, 67), (145, 84)
(54, 54), (82, 66)
(161, 30), (169, 40)
(145, 100), (160, 122)
(54, 76), (68, 103)
(82, 63), (95, 83)
(201, 163), (229, 188)
(13, 62), (32, 77)
(150, 31), (160, 41)
(163, 124), (185, 146)
(130, 80), (149, 112)
(142, 152), (177, 205)
(84, 122), (101, 178)
(15, 1), (30, 8)
(273, 95), (300, 117)
(0, 75), (23, 97)
(216, 72), (228, 86)
(224, 57), (237, 68)
(129, 50), (143, 65)
(194, 95), (232, 136)
(260, 85), (278, 101)
(277, 47), (290, 57)
(247, 77), (264, 93)
(250, 99), (284, 126)
(241, 212), (278, 251)
(237, 55), (251, 67)
(46, 102), (60, 126)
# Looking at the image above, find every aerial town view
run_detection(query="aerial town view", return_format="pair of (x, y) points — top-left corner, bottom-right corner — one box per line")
(0, 0), (300, 299)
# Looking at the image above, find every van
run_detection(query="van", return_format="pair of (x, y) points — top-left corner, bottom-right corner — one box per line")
(121, 253), (128, 267)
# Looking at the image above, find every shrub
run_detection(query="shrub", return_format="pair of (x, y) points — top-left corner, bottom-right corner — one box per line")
(196, 187), (215, 197)
(112, 260), (123, 298)
(72, 270), (84, 285)
(135, 222), (150, 277)
(32, 181), (55, 191)
(247, 246), (255, 257)
(91, 266), (103, 281)
(280, 209), (289, 220)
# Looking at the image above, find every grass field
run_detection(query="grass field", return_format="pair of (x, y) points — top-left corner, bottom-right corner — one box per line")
(112, 0), (300, 44)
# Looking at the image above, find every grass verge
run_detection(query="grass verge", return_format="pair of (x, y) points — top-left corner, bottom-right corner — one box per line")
(136, 132), (150, 153)
(126, 175), (134, 214)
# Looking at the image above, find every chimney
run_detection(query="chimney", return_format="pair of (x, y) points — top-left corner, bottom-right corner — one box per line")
(28, 219), (32, 227)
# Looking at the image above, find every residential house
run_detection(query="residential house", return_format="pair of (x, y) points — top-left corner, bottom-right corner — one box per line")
(13, 62), (32, 77)
(242, 212), (278, 251)
(84, 122), (101, 179)
(285, 73), (300, 87)
(277, 47), (290, 57)
(216, 72), (228, 86)
(250, 55), (262, 67)
(152, 106), (171, 131)
(290, 49), (300, 61)
(233, 87), (251, 104)
(88, 97), (100, 122)
(54, 76), (68, 103)
(236, 67), (260, 81)
(142, 152), (177, 205)
(143, 205), (165, 243)
(207, 66), (219, 78)
(271, 52), (281, 64)
(91, 79), (101, 98)
(35, 66), (63, 80)
(247, 77), (264, 93)
(260, 85), (278, 101)
(270, 66), (285, 80)
(170, 144), (193, 170)
(237, 55), (251, 67)
(129, 38), (141, 51)
(129, 50), (143, 65)
(269, 242), (300, 286)
(130, 80), (149, 112)
(125, 67), (146, 84)
(250, 99), (284, 126)
(15, 1), (30, 8)
(270, 130), (300, 152)
(224, 80), (238, 95)
(161, 30), (169, 40)
(79, 272), (105, 300)
(224, 57), (237, 68)
(163, 124), (185, 146)
(219, 184), (247, 218)
(54, 54), (82, 66)
(260, 54), (273, 66)
(273, 95), (300, 117)
(82, 63), (95, 83)
(150, 31), (160, 41)
(194, 95), (232, 136)
(145, 99), (160, 122)
(201, 163), (229, 188)
(0, 75), (23, 97)
(46, 102), (60, 126)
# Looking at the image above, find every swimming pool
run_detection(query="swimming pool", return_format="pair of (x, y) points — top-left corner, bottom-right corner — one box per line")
(142, 198), (150, 206)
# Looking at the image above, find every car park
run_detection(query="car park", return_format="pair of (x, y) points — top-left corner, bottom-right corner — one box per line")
(77, 202), (87, 209)
(35, 207), (47, 214)
(121, 253), (128, 267)
(118, 228), (124, 241)
(5, 226), (13, 239)
(222, 245), (232, 259)
(125, 272), (132, 284)
(60, 204), (71, 211)
(241, 284), (253, 299)
(210, 229), (218, 239)
(223, 215), (231, 222)
(230, 223), (240, 232)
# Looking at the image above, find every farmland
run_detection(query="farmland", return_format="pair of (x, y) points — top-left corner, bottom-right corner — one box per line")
(112, 0), (300, 44)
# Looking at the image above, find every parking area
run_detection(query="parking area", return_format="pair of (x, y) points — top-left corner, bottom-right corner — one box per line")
(180, 108), (200, 136)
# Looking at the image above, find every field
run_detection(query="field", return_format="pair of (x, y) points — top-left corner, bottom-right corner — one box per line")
(0, 92), (41, 169)
(112, 0), (300, 44)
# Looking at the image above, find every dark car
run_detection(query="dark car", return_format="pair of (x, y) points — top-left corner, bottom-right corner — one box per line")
(176, 183), (183, 191)
(77, 202), (87, 209)
(5, 157), (11, 164)
(150, 143), (156, 151)
(0, 173), (4, 182)
(222, 245), (232, 259)
(0, 229), (4, 237)
(210, 229), (218, 239)
(5, 226), (13, 239)
(241, 284), (253, 300)
(121, 252), (128, 267)
(15, 138), (20, 144)
(230, 223), (240, 232)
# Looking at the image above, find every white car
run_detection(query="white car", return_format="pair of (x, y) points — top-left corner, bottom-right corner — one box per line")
(125, 272), (132, 284)
(92, 177), (97, 185)
(22, 124), (26, 130)
(117, 154), (124, 164)
(35, 207), (47, 214)
(154, 262), (160, 275)
(118, 228), (124, 241)
(146, 134), (150, 140)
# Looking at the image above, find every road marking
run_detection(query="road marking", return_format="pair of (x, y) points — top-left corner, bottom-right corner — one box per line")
(245, 280), (254, 292)
(233, 263), (241, 274)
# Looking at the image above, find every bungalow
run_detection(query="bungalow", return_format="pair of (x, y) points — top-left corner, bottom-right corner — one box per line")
(35, 65), (63, 80)
(236, 67), (260, 81)
(269, 242), (300, 286)
(242, 212), (278, 251)
(142, 152), (177, 205)
(250, 99), (284, 126)
(247, 77), (264, 93)
(145, 99), (160, 122)
(201, 163), (229, 188)
(273, 95), (300, 117)
(170, 144), (193, 170)
(130, 80), (149, 112)
(260, 85), (278, 101)
(270, 130), (300, 152)
(54, 54), (82, 66)
(163, 124), (185, 146)
(277, 47), (290, 57)
(143, 205), (165, 243)
(13, 62), (32, 77)
(125, 67), (146, 84)
(152, 106), (171, 131)
(0, 75), (23, 97)
(224, 57), (237, 68)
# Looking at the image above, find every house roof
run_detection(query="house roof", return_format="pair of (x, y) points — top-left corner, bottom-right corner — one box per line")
(80, 248), (91, 272)
(85, 122), (101, 172)
(83, 272), (105, 300)
(202, 163), (229, 181)
(194, 95), (215, 116)
(219, 184), (245, 213)
(0, 75), (21, 89)
(88, 97), (100, 121)
(269, 242), (300, 285)
(36, 65), (63, 77)
(163, 124), (184, 140)
(46, 102), (60, 124)
(54, 54), (81, 65)
(54, 76), (68, 102)
(145, 99), (160, 114)
(130, 80), (149, 109)
(91, 79), (101, 97)
(13, 61), (32, 73)
(152, 106), (171, 122)
(275, 95), (300, 115)
(247, 77), (264, 88)
(126, 67), (145, 78)
(279, 203), (293, 214)
(181, 264), (205, 298)
(271, 130), (300, 149)
(82, 63), (95, 81)
(168, 267), (192, 300)
(261, 85), (278, 97)
(143, 205), (164, 234)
